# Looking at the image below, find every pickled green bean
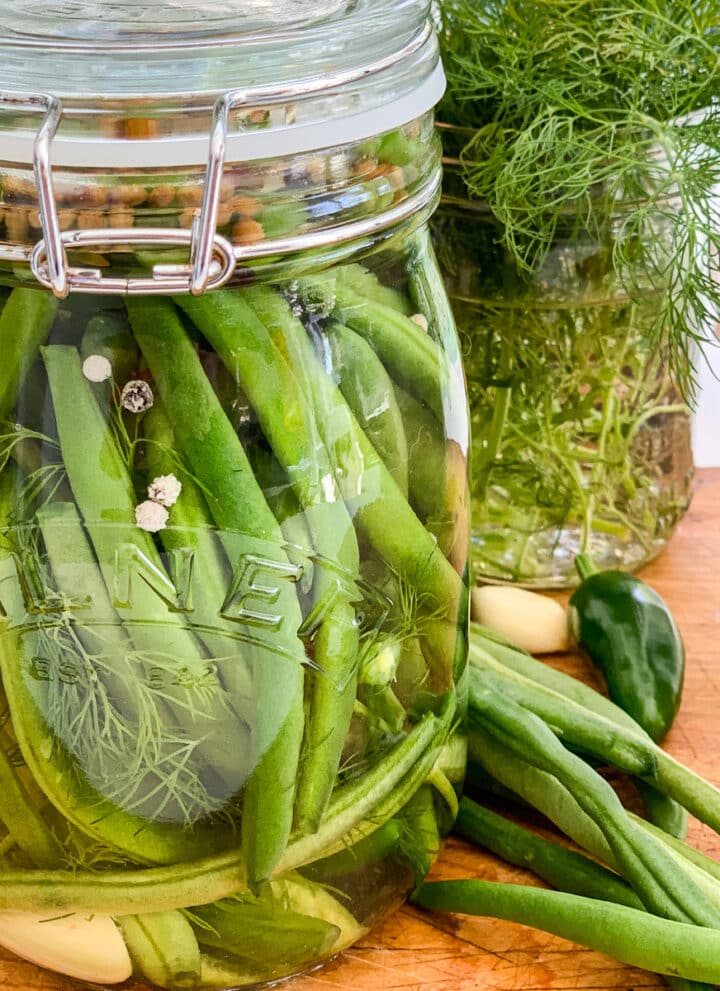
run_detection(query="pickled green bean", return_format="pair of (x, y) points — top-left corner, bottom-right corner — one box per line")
(175, 291), (362, 833)
(120, 910), (201, 990)
(42, 345), (246, 797)
(241, 286), (463, 688)
(0, 700), (452, 915)
(0, 488), (233, 865)
(327, 321), (409, 494)
(0, 288), (57, 423)
(125, 299), (307, 884)
(295, 276), (445, 418)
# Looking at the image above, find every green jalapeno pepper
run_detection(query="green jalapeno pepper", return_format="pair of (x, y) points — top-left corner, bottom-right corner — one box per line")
(568, 555), (685, 743)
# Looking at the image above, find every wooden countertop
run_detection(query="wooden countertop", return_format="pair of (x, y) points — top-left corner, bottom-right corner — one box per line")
(3, 470), (719, 991)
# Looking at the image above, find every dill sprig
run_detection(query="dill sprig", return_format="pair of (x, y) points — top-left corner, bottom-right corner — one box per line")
(6, 521), (231, 826)
(436, 0), (720, 397)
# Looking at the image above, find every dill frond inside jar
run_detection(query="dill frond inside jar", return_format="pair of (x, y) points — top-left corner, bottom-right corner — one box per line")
(434, 0), (719, 586)
(436, 169), (694, 583)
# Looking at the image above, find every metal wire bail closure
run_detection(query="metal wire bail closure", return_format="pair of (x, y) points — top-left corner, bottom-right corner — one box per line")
(0, 90), (239, 298)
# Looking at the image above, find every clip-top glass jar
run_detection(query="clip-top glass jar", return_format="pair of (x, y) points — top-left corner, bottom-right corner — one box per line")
(0, 4), (469, 988)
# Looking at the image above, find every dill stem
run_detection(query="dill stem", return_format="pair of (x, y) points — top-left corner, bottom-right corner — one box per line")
(586, 517), (631, 539)
(474, 326), (513, 503)
(581, 385), (617, 554)
(625, 403), (688, 450)
(0, 833), (16, 858)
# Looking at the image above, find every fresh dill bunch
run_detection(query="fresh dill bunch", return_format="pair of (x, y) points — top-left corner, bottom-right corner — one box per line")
(435, 0), (720, 397)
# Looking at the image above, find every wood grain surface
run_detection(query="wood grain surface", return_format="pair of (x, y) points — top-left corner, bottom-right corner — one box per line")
(2, 470), (719, 991)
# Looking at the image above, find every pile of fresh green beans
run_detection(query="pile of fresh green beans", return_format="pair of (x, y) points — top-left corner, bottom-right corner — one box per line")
(0, 251), (468, 989)
(414, 623), (720, 989)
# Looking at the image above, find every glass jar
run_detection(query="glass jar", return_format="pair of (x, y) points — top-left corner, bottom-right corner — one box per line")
(0, 5), (469, 989)
(435, 153), (693, 588)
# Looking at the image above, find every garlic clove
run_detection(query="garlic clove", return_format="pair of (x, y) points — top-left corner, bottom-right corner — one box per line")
(0, 911), (132, 984)
(471, 585), (570, 654)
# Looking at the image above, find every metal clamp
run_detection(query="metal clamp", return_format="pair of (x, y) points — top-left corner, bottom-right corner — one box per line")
(31, 227), (236, 295)
(1, 19), (433, 298)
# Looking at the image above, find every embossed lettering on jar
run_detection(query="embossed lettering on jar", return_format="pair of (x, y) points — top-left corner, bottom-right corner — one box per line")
(0, 2), (469, 988)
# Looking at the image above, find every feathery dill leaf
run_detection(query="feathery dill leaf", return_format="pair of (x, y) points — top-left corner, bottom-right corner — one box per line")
(436, 0), (720, 397)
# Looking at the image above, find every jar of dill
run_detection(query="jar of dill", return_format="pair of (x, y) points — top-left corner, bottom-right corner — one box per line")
(434, 0), (719, 586)
(0, 2), (469, 988)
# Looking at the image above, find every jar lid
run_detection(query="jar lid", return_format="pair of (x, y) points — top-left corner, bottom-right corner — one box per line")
(0, 0), (443, 168)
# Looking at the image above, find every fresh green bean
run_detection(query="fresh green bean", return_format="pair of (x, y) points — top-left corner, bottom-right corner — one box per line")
(470, 624), (720, 837)
(0, 288), (57, 423)
(469, 659), (658, 776)
(468, 723), (615, 865)
(413, 880), (720, 984)
(471, 637), (675, 812)
(472, 682), (720, 926)
(175, 290), (361, 833)
(470, 624), (646, 732)
(630, 815), (720, 885)
(125, 298), (307, 885)
(455, 798), (642, 909)
(327, 321), (409, 494)
(621, 816), (720, 918)
(637, 781), (689, 840)
(647, 751), (720, 838)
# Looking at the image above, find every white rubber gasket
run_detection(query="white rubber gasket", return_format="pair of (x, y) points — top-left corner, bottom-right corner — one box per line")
(0, 63), (445, 169)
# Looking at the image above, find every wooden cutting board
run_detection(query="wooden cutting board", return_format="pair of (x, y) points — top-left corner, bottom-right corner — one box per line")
(3, 470), (719, 991)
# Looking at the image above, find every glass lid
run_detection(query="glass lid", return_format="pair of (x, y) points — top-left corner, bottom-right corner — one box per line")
(0, 0), (443, 167)
(4, 0), (348, 42)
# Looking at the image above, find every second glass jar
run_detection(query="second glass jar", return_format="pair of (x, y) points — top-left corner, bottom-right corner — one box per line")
(435, 174), (693, 587)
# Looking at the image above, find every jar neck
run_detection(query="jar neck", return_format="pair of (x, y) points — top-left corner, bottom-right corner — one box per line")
(0, 112), (442, 292)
